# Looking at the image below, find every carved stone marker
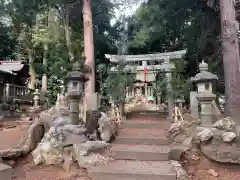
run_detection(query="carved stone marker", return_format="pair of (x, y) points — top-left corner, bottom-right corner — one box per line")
(190, 91), (199, 119)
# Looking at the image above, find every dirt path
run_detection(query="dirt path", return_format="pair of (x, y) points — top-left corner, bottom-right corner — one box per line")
(10, 156), (90, 180)
(183, 152), (240, 180)
(0, 118), (31, 150)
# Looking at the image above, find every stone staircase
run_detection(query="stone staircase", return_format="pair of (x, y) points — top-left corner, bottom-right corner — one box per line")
(88, 114), (177, 180)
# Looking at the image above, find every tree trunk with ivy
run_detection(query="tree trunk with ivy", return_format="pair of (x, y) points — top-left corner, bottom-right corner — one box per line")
(119, 96), (125, 117)
(220, 0), (240, 122)
(28, 48), (36, 90)
(42, 42), (48, 92)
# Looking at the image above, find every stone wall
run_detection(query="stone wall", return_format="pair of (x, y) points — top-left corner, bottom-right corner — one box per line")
(166, 114), (240, 164)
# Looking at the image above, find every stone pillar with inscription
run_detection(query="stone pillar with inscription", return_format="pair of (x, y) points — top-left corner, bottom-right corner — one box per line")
(190, 91), (199, 119)
(191, 61), (218, 126)
(5, 83), (10, 102)
(66, 61), (88, 125)
(166, 72), (173, 120)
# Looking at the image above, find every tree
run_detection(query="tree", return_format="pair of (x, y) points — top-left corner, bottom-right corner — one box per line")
(219, 0), (240, 119)
(125, 0), (225, 98)
(83, 0), (95, 111)
(0, 22), (16, 59)
(103, 62), (135, 116)
(0, 0), (47, 89)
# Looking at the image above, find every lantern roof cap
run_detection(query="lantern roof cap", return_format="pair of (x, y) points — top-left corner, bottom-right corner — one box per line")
(191, 61), (218, 82)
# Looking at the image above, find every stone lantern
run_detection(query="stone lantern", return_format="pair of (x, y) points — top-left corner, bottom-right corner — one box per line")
(191, 60), (218, 126)
(66, 61), (88, 125)
(33, 89), (41, 108)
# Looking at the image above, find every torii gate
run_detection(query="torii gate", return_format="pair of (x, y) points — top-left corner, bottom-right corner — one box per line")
(105, 50), (187, 120)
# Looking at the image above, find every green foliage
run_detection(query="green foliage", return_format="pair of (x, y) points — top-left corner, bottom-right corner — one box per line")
(0, 0), (224, 106)
(155, 58), (192, 103)
(102, 62), (135, 104)
(0, 22), (15, 59)
(0, 0), (119, 106)
(170, 58), (192, 100)
(46, 76), (63, 106)
(126, 0), (223, 93)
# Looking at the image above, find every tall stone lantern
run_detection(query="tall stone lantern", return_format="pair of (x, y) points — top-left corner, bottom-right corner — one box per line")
(191, 61), (218, 126)
(66, 61), (88, 125)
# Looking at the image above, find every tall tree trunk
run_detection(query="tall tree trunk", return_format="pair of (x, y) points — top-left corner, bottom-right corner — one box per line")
(42, 43), (48, 92)
(83, 0), (95, 105)
(28, 48), (36, 90)
(119, 101), (125, 117)
(42, 8), (50, 92)
(64, 5), (74, 62)
(220, 0), (240, 122)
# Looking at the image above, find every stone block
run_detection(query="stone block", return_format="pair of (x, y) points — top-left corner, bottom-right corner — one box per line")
(235, 126), (240, 147)
(174, 134), (188, 143)
(170, 145), (189, 161)
(200, 144), (240, 164)
(170, 160), (190, 180)
(0, 163), (12, 180)
(182, 136), (193, 147)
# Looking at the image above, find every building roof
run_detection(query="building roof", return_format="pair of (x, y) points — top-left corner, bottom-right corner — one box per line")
(0, 61), (24, 72)
(0, 66), (16, 75)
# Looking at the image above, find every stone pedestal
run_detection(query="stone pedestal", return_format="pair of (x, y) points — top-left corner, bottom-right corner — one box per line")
(197, 93), (216, 126)
(68, 91), (81, 125)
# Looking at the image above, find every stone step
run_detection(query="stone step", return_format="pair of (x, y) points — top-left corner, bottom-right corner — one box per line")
(88, 160), (176, 180)
(120, 121), (166, 129)
(111, 144), (170, 161)
(0, 163), (12, 180)
(118, 127), (166, 137)
(114, 135), (169, 145)
(127, 111), (167, 118)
